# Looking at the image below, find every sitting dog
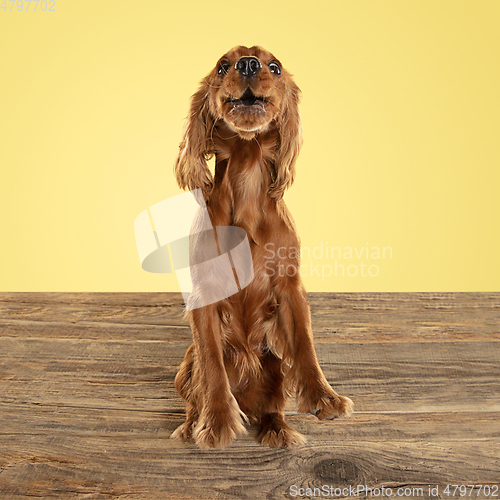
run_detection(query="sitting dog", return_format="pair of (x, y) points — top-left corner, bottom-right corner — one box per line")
(171, 46), (353, 449)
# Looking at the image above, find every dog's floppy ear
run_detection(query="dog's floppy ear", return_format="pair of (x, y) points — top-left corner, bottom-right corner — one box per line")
(269, 79), (302, 200)
(174, 79), (215, 198)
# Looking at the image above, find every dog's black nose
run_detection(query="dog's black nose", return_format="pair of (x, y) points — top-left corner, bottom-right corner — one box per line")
(235, 57), (262, 77)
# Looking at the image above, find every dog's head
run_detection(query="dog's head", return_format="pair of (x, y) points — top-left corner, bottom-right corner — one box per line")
(209, 46), (295, 138)
(175, 46), (301, 199)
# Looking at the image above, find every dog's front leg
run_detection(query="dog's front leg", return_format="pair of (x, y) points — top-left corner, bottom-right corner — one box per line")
(281, 286), (354, 420)
(189, 305), (247, 449)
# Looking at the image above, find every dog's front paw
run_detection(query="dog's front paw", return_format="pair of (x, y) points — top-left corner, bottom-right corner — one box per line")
(171, 421), (195, 443)
(193, 398), (247, 449)
(193, 414), (247, 449)
(298, 385), (354, 420)
(309, 394), (354, 420)
(258, 413), (306, 449)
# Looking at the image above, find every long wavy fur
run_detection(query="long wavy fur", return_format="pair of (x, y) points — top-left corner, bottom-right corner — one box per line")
(171, 46), (353, 450)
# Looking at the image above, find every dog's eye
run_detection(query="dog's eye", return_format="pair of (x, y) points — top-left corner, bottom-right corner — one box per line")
(269, 62), (281, 75)
(217, 61), (230, 76)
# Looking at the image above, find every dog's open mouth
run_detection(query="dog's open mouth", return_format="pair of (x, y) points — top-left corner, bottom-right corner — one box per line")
(227, 88), (267, 107)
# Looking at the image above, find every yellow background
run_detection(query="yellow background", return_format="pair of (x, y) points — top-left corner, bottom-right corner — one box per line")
(1, 0), (499, 292)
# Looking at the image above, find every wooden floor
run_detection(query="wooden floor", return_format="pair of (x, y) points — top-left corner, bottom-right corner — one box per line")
(0, 293), (499, 499)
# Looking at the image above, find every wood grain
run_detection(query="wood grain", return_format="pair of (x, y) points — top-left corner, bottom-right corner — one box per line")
(0, 293), (499, 499)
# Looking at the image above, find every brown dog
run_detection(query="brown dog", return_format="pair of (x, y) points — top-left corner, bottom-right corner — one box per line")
(171, 46), (353, 449)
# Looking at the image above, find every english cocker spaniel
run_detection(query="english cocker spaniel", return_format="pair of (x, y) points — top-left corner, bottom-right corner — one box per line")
(171, 45), (353, 449)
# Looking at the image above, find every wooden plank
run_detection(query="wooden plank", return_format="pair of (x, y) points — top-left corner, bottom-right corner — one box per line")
(1, 404), (498, 448)
(1, 292), (499, 343)
(0, 410), (498, 499)
(1, 291), (498, 310)
(0, 293), (189, 332)
(0, 292), (183, 306)
(1, 337), (499, 413)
